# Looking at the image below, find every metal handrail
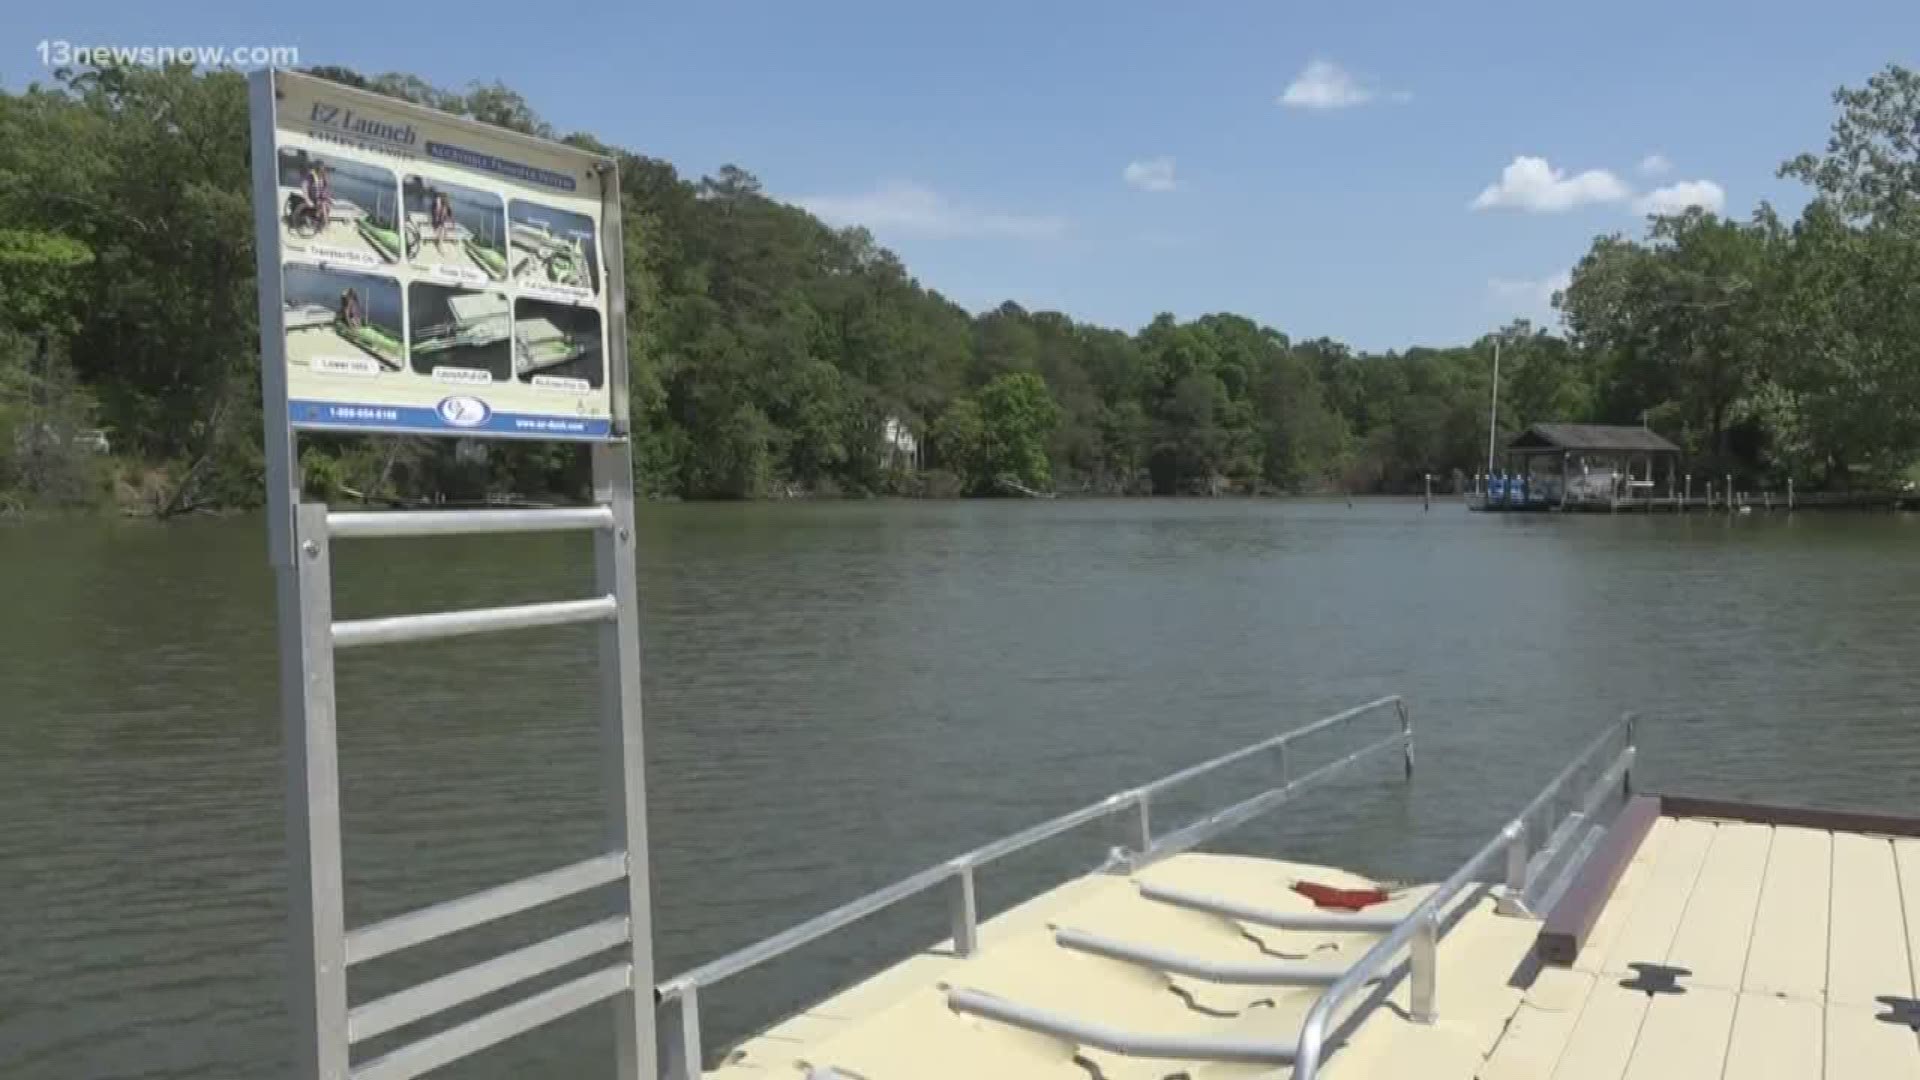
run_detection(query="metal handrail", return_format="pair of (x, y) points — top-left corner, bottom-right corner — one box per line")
(1290, 714), (1635, 1079)
(654, 695), (1410, 1078)
(1135, 728), (1411, 866)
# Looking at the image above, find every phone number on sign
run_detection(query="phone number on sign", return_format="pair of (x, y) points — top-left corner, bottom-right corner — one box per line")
(325, 406), (400, 423)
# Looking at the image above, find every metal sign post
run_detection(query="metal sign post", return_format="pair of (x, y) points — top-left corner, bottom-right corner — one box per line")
(250, 68), (656, 1080)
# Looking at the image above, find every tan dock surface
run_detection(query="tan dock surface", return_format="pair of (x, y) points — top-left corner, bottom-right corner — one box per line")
(705, 817), (1920, 1079)
(1495, 815), (1920, 1080)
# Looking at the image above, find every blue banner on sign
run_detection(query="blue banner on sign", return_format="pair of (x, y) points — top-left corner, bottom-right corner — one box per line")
(425, 141), (577, 191)
(290, 399), (612, 440)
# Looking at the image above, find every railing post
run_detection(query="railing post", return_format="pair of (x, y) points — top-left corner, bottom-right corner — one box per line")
(1410, 911), (1438, 1023)
(1505, 821), (1529, 896)
(1623, 713), (1638, 794)
(284, 503), (350, 1080)
(1397, 699), (1414, 778)
(1134, 790), (1153, 854)
(660, 987), (701, 1080)
(1497, 820), (1532, 916)
(949, 863), (978, 957)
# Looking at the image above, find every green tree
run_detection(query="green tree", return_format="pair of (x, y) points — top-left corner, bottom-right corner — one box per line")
(1779, 64), (1920, 223)
(977, 371), (1060, 491)
(933, 373), (1059, 494)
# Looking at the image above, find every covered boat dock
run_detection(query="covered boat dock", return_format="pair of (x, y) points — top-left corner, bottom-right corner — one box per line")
(1472, 424), (1682, 512)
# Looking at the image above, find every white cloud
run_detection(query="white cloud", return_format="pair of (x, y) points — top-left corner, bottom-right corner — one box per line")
(1470, 156), (1630, 213)
(1279, 60), (1405, 110)
(1123, 156), (1177, 192)
(1639, 153), (1673, 176)
(790, 182), (1067, 240)
(1488, 270), (1572, 310)
(1633, 179), (1725, 216)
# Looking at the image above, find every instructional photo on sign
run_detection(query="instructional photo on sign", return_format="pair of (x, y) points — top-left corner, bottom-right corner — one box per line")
(513, 297), (603, 388)
(509, 200), (599, 299)
(284, 265), (405, 374)
(277, 148), (402, 266)
(403, 174), (507, 284)
(409, 282), (510, 382)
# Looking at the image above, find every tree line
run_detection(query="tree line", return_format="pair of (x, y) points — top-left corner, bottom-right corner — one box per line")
(1, 62), (1915, 510)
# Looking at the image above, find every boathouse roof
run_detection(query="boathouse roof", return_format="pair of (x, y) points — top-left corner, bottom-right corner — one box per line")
(1508, 422), (1681, 454)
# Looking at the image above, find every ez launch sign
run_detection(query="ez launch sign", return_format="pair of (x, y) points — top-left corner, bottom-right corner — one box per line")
(249, 68), (624, 440)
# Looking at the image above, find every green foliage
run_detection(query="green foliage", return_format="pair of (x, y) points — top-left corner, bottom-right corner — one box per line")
(1561, 64), (1920, 485)
(0, 330), (112, 507)
(2, 60), (1915, 512)
(978, 371), (1059, 489)
(931, 397), (989, 492)
(1779, 64), (1920, 223)
(0, 230), (93, 333)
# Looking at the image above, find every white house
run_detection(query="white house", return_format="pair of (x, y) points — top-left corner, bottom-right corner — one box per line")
(881, 416), (919, 471)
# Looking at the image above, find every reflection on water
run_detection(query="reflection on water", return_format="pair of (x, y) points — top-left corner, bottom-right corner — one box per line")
(1, 500), (1916, 1077)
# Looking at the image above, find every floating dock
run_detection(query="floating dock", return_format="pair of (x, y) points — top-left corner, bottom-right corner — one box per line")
(658, 705), (1920, 1080)
(1468, 490), (1914, 513)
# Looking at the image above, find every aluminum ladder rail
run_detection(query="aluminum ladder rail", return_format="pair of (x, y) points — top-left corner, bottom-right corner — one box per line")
(277, 484), (656, 1080)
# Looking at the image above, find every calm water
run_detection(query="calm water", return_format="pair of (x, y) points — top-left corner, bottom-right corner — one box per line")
(2, 500), (1916, 1077)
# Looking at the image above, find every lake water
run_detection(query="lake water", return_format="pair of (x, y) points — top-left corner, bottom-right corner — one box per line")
(2, 499), (1916, 1078)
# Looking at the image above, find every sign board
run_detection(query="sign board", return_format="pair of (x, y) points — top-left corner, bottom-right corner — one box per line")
(250, 69), (623, 440)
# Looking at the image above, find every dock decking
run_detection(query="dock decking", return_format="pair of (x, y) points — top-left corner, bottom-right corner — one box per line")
(1487, 809), (1920, 1079)
(1468, 491), (1914, 513)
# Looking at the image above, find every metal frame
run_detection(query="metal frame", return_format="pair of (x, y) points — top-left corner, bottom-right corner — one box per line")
(680, 704), (1632, 1080)
(254, 65), (657, 1080)
(920, 714), (1634, 1079)
(652, 695), (1412, 1079)
(1289, 714), (1635, 1079)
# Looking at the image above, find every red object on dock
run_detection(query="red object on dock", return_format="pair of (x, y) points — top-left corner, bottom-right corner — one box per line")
(1293, 880), (1391, 911)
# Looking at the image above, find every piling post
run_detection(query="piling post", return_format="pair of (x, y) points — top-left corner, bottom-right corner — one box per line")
(1788, 477), (1795, 512)
(1424, 473), (1432, 512)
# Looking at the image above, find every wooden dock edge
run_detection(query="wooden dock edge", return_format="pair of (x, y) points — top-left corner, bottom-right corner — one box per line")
(1534, 795), (1661, 966)
(1653, 793), (1920, 838)
(1536, 792), (1920, 965)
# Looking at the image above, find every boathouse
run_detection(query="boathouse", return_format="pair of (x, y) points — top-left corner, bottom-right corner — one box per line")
(1483, 423), (1682, 510)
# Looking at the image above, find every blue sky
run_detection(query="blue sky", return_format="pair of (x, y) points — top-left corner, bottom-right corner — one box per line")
(7, 0), (1916, 349)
